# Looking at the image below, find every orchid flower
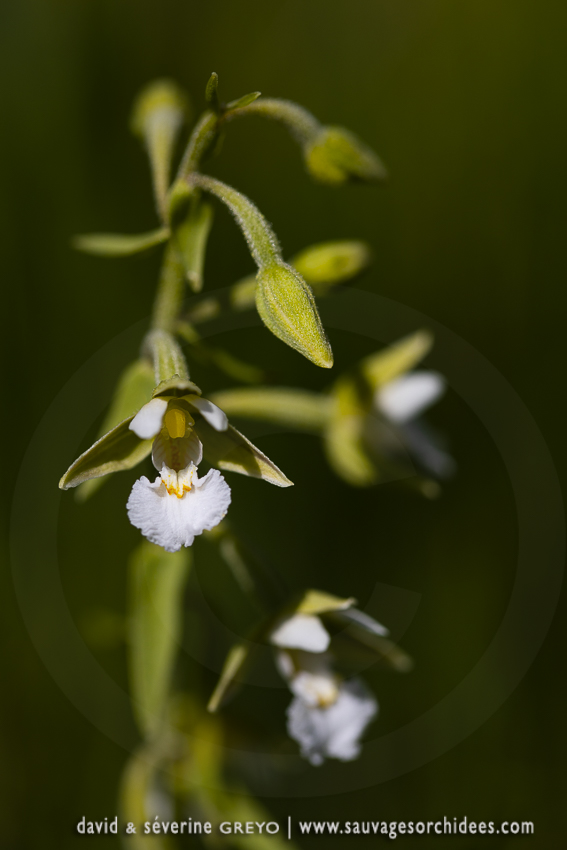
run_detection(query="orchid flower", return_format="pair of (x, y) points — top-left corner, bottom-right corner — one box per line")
(269, 612), (378, 766)
(211, 329), (455, 490)
(60, 366), (291, 553)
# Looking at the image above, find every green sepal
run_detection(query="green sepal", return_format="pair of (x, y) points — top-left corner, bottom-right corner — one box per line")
(324, 415), (377, 487)
(205, 72), (220, 112)
(174, 199), (213, 292)
(226, 91), (262, 112)
(76, 359), (156, 501)
(256, 263), (334, 368)
(332, 611), (413, 673)
(193, 419), (293, 487)
(210, 387), (331, 433)
(294, 588), (356, 616)
(324, 375), (378, 487)
(305, 125), (387, 185)
(59, 416), (151, 490)
(361, 330), (433, 390)
(128, 541), (191, 740)
(73, 227), (170, 257)
(207, 639), (257, 712)
(291, 240), (372, 292)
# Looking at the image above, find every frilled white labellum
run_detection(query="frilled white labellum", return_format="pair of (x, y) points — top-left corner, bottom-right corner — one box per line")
(376, 371), (445, 424)
(270, 613), (331, 653)
(127, 462), (231, 552)
(287, 678), (378, 766)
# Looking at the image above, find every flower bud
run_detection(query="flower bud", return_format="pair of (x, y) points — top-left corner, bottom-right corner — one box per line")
(305, 126), (387, 185)
(255, 263), (333, 368)
(291, 240), (372, 292)
(131, 79), (189, 219)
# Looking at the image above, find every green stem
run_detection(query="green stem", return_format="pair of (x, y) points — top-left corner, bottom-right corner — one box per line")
(225, 97), (321, 144)
(176, 110), (219, 178)
(187, 174), (281, 269)
(144, 329), (189, 383)
(151, 242), (186, 333)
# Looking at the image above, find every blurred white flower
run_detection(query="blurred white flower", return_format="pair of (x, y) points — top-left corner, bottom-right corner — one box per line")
(372, 370), (454, 480)
(270, 613), (331, 652)
(375, 371), (444, 424)
(277, 651), (377, 766)
(272, 618), (378, 766)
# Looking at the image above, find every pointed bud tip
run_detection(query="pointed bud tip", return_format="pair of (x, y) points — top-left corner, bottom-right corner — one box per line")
(130, 79), (189, 137)
(305, 126), (387, 186)
(256, 264), (334, 368)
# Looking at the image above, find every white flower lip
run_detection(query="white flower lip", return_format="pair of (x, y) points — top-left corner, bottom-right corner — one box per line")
(127, 462), (231, 552)
(270, 613), (331, 653)
(376, 371), (445, 424)
(129, 397), (168, 439)
(189, 396), (229, 431)
(287, 678), (378, 766)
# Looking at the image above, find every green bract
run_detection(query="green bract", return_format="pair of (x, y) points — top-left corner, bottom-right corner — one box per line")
(73, 227), (170, 257)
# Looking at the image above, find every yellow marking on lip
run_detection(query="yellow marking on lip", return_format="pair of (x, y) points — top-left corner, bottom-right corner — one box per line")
(164, 481), (192, 498)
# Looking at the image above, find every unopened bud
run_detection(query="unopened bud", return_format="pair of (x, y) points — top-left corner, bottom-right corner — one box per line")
(305, 126), (387, 186)
(255, 263), (333, 368)
(291, 240), (372, 292)
(131, 79), (189, 219)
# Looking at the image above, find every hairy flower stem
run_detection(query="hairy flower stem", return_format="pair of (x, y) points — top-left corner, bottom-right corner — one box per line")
(225, 98), (320, 144)
(150, 242), (186, 334)
(176, 110), (219, 178)
(187, 173), (280, 268)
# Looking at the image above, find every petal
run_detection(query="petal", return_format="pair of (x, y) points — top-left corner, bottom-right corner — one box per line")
(127, 467), (231, 553)
(151, 430), (203, 472)
(270, 614), (330, 653)
(188, 396), (229, 431)
(376, 371), (445, 423)
(129, 398), (168, 439)
(287, 679), (378, 766)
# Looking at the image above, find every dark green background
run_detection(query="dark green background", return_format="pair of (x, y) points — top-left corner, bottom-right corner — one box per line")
(2, 1), (566, 847)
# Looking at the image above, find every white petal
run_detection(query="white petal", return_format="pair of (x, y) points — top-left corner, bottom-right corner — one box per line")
(151, 429), (203, 471)
(270, 614), (330, 653)
(376, 371), (445, 423)
(287, 679), (378, 766)
(127, 465), (231, 552)
(189, 396), (229, 431)
(129, 398), (168, 439)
